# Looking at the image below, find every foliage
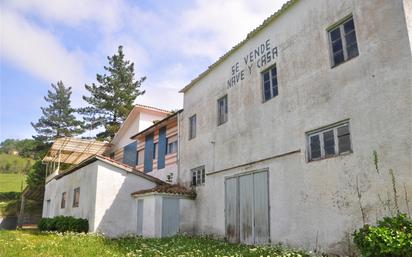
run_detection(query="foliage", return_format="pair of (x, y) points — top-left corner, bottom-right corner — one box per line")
(0, 173), (26, 192)
(26, 160), (46, 189)
(0, 199), (42, 216)
(80, 45), (146, 140)
(38, 216), (89, 233)
(0, 153), (34, 174)
(0, 230), (313, 257)
(31, 81), (84, 142)
(0, 138), (49, 159)
(353, 213), (412, 257)
(0, 192), (21, 201)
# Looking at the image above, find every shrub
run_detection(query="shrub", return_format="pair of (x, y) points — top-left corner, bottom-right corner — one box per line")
(38, 216), (88, 233)
(353, 213), (412, 257)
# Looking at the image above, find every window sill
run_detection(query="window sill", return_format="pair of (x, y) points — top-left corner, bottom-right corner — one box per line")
(331, 55), (358, 69)
(308, 150), (353, 163)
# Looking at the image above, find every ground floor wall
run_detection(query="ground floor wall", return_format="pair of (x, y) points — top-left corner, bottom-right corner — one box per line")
(192, 150), (412, 255)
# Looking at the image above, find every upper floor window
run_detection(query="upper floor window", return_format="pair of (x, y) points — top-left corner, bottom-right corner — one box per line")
(73, 187), (80, 208)
(153, 143), (158, 159)
(217, 95), (228, 125)
(307, 121), (352, 161)
(61, 192), (67, 209)
(328, 16), (359, 67)
(189, 115), (197, 140)
(166, 135), (178, 155)
(262, 65), (278, 102)
(136, 150), (144, 165)
(191, 166), (205, 186)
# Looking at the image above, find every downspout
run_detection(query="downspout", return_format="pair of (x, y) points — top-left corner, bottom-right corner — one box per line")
(177, 112), (181, 185)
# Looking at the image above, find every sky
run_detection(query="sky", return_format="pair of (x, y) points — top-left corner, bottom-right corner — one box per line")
(0, 0), (289, 141)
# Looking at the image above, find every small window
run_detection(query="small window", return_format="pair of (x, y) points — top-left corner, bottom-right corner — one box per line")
(136, 150), (144, 165)
(73, 187), (80, 208)
(166, 135), (178, 155)
(328, 16), (359, 67)
(217, 95), (228, 125)
(61, 192), (67, 209)
(307, 121), (352, 161)
(189, 115), (197, 140)
(262, 65), (278, 102)
(153, 143), (158, 159)
(191, 166), (205, 186)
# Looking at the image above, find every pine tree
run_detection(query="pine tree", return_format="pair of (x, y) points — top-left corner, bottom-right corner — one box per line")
(31, 81), (84, 142)
(80, 45), (146, 140)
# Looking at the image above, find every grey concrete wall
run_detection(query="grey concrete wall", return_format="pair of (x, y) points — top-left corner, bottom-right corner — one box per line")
(179, 0), (412, 254)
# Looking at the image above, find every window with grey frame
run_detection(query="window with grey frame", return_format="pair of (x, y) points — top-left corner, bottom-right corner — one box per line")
(136, 149), (144, 165)
(166, 135), (178, 155)
(61, 192), (67, 209)
(262, 64), (278, 102)
(217, 95), (228, 125)
(307, 122), (352, 161)
(189, 115), (196, 140)
(328, 16), (359, 67)
(191, 166), (205, 186)
(73, 187), (80, 207)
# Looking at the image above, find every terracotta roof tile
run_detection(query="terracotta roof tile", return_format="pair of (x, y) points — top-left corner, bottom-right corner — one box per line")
(131, 184), (196, 198)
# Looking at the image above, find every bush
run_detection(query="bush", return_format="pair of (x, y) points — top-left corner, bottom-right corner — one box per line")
(38, 216), (88, 233)
(353, 213), (412, 257)
(0, 192), (21, 201)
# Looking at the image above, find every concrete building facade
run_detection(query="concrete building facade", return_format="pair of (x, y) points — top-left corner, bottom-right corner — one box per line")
(178, 0), (412, 254)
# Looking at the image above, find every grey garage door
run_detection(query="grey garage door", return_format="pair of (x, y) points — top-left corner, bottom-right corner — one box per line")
(225, 170), (269, 244)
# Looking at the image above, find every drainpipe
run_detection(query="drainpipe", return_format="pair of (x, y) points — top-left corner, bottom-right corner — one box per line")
(177, 112), (181, 185)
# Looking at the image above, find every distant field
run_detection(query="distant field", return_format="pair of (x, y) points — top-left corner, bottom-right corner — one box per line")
(0, 173), (25, 192)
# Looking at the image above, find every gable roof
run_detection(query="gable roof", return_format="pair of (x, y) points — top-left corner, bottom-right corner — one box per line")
(179, 0), (298, 93)
(111, 104), (171, 146)
(54, 154), (167, 185)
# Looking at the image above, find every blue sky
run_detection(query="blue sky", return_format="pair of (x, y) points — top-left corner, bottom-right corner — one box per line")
(0, 0), (288, 141)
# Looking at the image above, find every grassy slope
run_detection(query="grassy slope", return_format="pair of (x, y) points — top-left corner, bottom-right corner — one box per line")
(0, 153), (34, 174)
(0, 230), (312, 257)
(0, 173), (26, 193)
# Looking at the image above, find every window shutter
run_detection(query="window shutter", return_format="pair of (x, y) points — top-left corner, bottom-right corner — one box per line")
(157, 126), (167, 169)
(338, 125), (351, 153)
(144, 133), (154, 173)
(123, 141), (137, 166)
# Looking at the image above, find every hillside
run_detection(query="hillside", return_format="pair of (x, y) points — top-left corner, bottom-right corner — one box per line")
(0, 174), (26, 193)
(0, 153), (34, 174)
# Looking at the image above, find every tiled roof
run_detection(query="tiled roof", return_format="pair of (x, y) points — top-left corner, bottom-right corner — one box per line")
(131, 184), (196, 198)
(54, 154), (167, 185)
(134, 104), (171, 114)
(179, 0), (298, 93)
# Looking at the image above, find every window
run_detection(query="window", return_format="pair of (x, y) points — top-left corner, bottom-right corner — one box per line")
(166, 135), (178, 155)
(109, 152), (115, 159)
(73, 187), (80, 207)
(189, 115), (196, 140)
(262, 65), (278, 102)
(191, 166), (205, 186)
(307, 121), (352, 161)
(136, 150), (144, 165)
(328, 16), (359, 67)
(153, 143), (158, 159)
(217, 95), (228, 125)
(61, 192), (67, 209)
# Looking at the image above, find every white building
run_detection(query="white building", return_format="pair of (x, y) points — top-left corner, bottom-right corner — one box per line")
(42, 0), (412, 254)
(178, 0), (411, 254)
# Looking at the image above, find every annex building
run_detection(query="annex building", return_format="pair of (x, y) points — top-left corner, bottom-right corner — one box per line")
(42, 0), (412, 255)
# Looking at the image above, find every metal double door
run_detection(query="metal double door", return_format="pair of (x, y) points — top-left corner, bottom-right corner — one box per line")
(225, 170), (270, 244)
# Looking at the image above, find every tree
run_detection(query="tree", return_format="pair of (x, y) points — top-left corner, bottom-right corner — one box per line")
(80, 45), (146, 140)
(31, 81), (84, 142)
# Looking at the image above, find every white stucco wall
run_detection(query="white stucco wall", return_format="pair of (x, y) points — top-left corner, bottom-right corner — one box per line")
(42, 162), (99, 231)
(179, 0), (412, 254)
(93, 161), (157, 237)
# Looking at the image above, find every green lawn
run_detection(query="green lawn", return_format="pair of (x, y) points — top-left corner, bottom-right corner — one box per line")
(0, 230), (313, 257)
(0, 173), (26, 193)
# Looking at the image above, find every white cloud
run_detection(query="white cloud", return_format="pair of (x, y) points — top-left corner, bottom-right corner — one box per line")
(0, 9), (87, 89)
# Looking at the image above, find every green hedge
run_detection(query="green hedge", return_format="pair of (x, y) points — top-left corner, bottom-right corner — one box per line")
(38, 216), (88, 233)
(353, 213), (412, 257)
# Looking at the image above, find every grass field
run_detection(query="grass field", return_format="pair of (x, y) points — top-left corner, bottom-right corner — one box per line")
(0, 230), (313, 257)
(0, 173), (26, 193)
